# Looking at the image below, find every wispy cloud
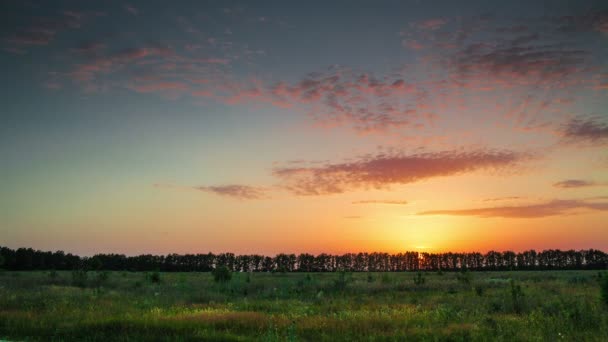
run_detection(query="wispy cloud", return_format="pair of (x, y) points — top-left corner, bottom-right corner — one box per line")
(553, 179), (597, 189)
(561, 116), (608, 145)
(482, 196), (523, 202)
(352, 200), (408, 205)
(418, 199), (608, 218)
(273, 149), (528, 195)
(195, 185), (269, 200)
(124, 4), (139, 16)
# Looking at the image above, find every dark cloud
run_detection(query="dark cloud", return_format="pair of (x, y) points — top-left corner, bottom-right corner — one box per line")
(451, 41), (587, 83)
(562, 116), (608, 145)
(273, 149), (528, 195)
(553, 179), (596, 188)
(418, 199), (608, 218)
(195, 185), (269, 200)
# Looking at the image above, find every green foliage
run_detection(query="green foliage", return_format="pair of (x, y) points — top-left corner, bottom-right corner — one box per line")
(146, 271), (161, 284)
(333, 271), (349, 291)
(95, 271), (109, 286)
(457, 269), (472, 285)
(367, 273), (375, 283)
(48, 269), (58, 280)
(474, 285), (484, 296)
(212, 265), (232, 283)
(510, 279), (525, 314)
(71, 269), (88, 288)
(414, 272), (425, 285)
(600, 275), (608, 306)
(381, 273), (392, 284)
(1, 270), (607, 341)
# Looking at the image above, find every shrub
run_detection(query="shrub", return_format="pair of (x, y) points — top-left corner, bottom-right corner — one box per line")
(414, 272), (425, 285)
(333, 271), (348, 291)
(457, 269), (472, 286)
(475, 285), (484, 296)
(147, 271), (161, 284)
(600, 276), (608, 306)
(71, 269), (88, 288)
(510, 279), (525, 314)
(95, 271), (109, 286)
(367, 273), (375, 283)
(48, 270), (58, 280)
(212, 265), (232, 283)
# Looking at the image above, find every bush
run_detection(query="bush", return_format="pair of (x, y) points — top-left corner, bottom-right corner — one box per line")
(48, 270), (58, 280)
(147, 271), (161, 284)
(475, 285), (484, 296)
(333, 271), (348, 291)
(510, 279), (525, 314)
(600, 276), (608, 306)
(212, 265), (232, 283)
(414, 272), (425, 285)
(457, 269), (472, 286)
(71, 269), (88, 288)
(367, 273), (375, 283)
(95, 271), (109, 286)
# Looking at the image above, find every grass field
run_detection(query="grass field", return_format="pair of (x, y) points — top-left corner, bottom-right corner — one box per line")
(1, 270), (607, 341)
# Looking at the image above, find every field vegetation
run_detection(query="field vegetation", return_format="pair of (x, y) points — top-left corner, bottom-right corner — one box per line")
(1, 270), (607, 341)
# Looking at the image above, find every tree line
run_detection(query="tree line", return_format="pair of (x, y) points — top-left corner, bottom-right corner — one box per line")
(1, 246), (606, 272)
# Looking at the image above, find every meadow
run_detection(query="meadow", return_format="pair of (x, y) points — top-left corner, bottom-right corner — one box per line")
(1, 270), (607, 341)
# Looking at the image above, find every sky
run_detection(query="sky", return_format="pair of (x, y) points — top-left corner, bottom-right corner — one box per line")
(1, 0), (607, 256)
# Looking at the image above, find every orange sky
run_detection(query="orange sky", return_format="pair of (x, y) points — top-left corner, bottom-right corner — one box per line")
(1, 1), (607, 256)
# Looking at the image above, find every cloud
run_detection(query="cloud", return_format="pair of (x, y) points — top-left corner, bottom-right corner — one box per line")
(561, 116), (608, 145)
(2, 10), (103, 51)
(553, 179), (597, 188)
(557, 9), (608, 34)
(195, 185), (269, 200)
(352, 200), (408, 205)
(450, 40), (587, 84)
(482, 196), (522, 202)
(273, 149), (528, 195)
(415, 18), (448, 30)
(128, 81), (189, 93)
(124, 4), (139, 16)
(418, 199), (608, 218)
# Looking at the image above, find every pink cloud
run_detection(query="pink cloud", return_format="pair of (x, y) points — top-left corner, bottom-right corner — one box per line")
(418, 199), (608, 218)
(128, 81), (188, 93)
(273, 149), (528, 195)
(416, 18), (447, 30)
(195, 185), (269, 200)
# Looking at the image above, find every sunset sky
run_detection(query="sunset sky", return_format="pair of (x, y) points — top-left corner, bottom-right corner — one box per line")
(1, 0), (607, 256)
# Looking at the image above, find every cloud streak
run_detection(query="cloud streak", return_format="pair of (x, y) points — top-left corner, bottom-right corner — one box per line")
(273, 149), (528, 195)
(553, 179), (598, 189)
(562, 116), (608, 145)
(352, 200), (408, 205)
(195, 185), (269, 200)
(418, 199), (608, 218)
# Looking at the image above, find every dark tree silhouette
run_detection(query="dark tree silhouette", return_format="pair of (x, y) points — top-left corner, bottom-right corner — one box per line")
(0, 246), (606, 272)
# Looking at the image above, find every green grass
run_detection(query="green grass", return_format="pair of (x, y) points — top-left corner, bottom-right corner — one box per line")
(0, 270), (607, 341)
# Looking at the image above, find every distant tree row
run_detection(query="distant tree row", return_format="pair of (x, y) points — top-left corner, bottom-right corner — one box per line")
(1, 246), (606, 272)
